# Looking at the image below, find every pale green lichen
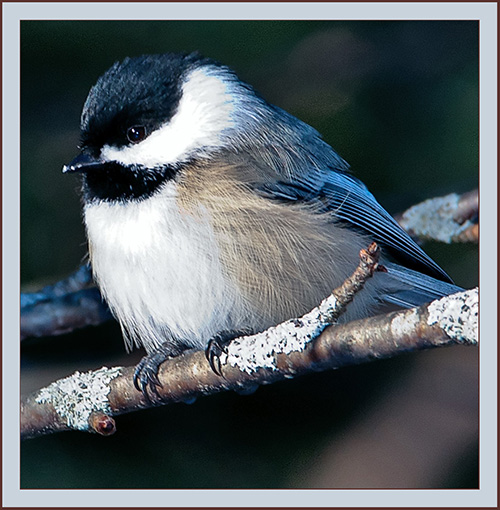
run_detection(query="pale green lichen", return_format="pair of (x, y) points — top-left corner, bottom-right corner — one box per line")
(391, 308), (420, 337)
(35, 366), (122, 430)
(427, 288), (478, 344)
(399, 193), (473, 243)
(221, 294), (338, 374)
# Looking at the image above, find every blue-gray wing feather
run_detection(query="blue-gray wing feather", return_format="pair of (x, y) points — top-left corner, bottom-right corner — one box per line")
(236, 102), (455, 292)
(256, 169), (452, 283)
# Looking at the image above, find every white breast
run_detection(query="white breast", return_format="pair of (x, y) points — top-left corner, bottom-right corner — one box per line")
(84, 182), (243, 353)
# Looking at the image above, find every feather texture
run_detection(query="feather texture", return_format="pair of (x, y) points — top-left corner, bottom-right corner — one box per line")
(84, 181), (245, 353)
(77, 54), (461, 358)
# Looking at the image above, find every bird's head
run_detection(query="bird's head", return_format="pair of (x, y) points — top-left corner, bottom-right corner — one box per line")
(63, 52), (347, 203)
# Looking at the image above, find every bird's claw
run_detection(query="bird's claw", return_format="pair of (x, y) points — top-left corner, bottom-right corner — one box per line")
(205, 336), (228, 376)
(205, 329), (252, 377)
(133, 342), (187, 403)
(133, 355), (164, 403)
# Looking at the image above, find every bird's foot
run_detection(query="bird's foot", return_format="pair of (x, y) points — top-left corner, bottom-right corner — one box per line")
(133, 343), (186, 402)
(205, 329), (252, 376)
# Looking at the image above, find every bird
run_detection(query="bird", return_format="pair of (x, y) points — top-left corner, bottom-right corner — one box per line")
(63, 52), (461, 400)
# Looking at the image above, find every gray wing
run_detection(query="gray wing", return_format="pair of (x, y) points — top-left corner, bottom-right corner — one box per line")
(381, 262), (461, 308)
(257, 169), (453, 284)
(234, 101), (454, 288)
(256, 172), (464, 308)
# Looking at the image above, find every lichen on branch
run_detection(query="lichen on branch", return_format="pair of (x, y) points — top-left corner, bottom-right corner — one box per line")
(397, 189), (478, 243)
(20, 242), (478, 440)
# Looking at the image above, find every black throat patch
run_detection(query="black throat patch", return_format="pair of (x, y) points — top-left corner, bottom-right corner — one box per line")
(81, 162), (177, 203)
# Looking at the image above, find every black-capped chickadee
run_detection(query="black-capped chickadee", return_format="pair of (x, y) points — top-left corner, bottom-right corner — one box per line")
(63, 53), (460, 399)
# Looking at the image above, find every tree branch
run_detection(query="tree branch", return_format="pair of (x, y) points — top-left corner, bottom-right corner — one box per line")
(21, 265), (112, 341)
(20, 241), (478, 440)
(395, 189), (478, 243)
(21, 263), (93, 308)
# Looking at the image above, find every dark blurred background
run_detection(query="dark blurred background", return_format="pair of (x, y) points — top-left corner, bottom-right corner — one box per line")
(21, 20), (478, 489)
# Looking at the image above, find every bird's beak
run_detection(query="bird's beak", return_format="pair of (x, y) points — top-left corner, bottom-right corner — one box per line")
(62, 153), (107, 174)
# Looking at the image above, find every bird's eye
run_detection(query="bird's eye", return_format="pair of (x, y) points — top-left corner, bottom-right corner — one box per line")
(126, 125), (147, 144)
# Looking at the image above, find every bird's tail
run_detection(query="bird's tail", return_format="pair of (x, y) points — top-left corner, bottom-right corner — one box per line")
(381, 262), (463, 309)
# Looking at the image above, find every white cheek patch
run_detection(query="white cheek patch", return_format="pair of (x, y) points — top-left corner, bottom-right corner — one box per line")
(100, 68), (235, 168)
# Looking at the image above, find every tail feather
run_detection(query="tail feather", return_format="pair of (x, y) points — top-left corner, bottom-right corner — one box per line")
(381, 262), (463, 309)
